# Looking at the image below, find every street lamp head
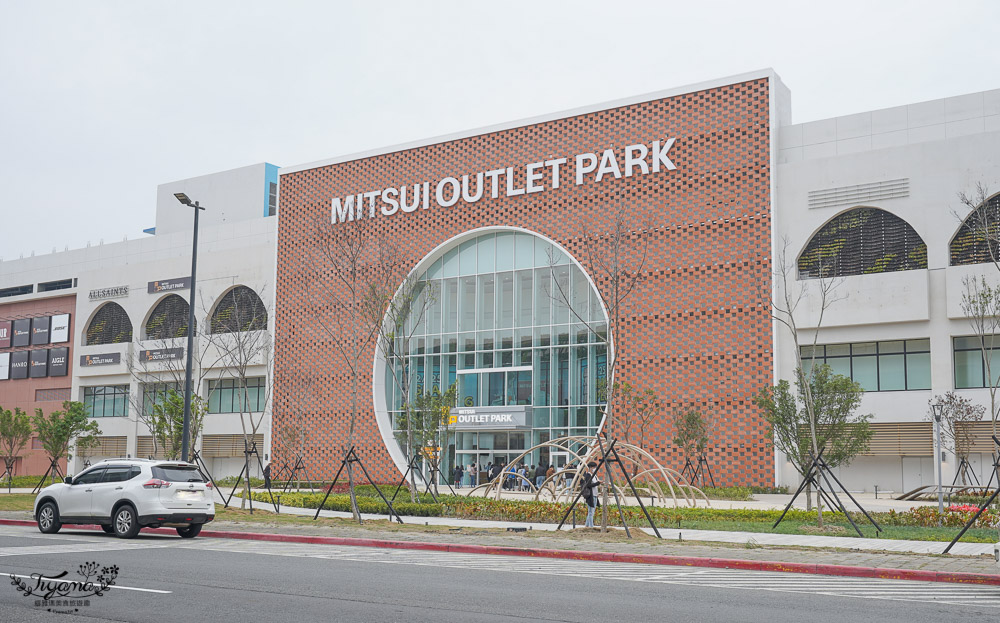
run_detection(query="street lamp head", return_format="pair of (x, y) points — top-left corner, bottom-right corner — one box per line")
(174, 192), (193, 206)
(932, 401), (944, 423)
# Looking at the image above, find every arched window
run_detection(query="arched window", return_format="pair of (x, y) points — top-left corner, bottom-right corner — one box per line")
(85, 302), (133, 345)
(373, 229), (611, 478)
(145, 294), (195, 340)
(798, 208), (927, 279)
(210, 286), (268, 334)
(950, 193), (1000, 266)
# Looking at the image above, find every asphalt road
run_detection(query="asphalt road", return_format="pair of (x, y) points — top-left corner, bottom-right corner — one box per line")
(0, 525), (998, 622)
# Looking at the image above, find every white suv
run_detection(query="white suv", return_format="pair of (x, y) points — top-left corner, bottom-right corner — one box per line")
(34, 458), (215, 539)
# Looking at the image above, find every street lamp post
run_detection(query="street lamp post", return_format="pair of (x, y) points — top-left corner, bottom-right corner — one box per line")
(932, 400), (945, 525)
(173, 192), (205, 463)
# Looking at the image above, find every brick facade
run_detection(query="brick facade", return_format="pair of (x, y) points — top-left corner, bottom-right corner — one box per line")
(0, 294), (75, 476)
(275, 78), (775, 485)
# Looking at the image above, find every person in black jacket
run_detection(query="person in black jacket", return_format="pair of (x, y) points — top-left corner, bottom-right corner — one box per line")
(581, 461), (601, 528)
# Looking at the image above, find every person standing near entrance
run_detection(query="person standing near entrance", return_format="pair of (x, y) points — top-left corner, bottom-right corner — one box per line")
(581, 461), (601, 528)
(454, 464), (463, 489)
(466, 462), (476, 487)
(535, 462), (547, 489)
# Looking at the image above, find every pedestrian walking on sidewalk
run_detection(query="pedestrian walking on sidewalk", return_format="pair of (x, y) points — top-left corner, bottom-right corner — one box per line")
(581, 461), (601, 528)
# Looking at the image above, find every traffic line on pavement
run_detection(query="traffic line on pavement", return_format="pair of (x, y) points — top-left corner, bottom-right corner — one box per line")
(4, 572), (172, 594)
(1, 518), (998, 588)
(177, 539), (1000, 609)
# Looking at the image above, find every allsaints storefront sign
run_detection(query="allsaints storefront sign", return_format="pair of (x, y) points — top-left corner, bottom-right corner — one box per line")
(330, 140), (677, 224)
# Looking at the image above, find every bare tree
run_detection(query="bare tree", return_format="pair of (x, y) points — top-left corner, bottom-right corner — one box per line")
(200, 284), (273, 509)
(960, 277), (1000, 440)
(614, 381), (662, 466)
(311, 217), (399, 520)
(548, 198), (649, 531)
(275, 373), (315, 490)
(951, 183), (1000, 487)
(926, 392), (986, 485)
(125, 299), (217, 459)
(368, 273), (436, 503)
(759, 237), (846, 524)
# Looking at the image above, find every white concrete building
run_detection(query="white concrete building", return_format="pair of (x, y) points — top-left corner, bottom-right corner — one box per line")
(775, 89), (1000, 494)
(0, 163), (279, 478)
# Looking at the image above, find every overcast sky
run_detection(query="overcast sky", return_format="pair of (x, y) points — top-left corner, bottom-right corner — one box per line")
(1, 1), (998, 261)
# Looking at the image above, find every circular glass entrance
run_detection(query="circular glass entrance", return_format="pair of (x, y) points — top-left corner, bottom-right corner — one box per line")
(372, 228), (610, 482)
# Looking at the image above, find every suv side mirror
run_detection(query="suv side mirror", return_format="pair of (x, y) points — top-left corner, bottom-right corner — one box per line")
(63, 477), (73, 485)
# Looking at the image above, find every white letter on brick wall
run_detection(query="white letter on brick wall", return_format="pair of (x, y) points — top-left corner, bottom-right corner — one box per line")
(381, 187), (399, 216)
(652, 139), (676, 172)
(595, 149), (622, 182)
(545, 158), (567, 189)
(436, 177), (461, 207)
(624, 144), (649, 177)
(575, 153), (597, 185)
(331, 195), (355, 224)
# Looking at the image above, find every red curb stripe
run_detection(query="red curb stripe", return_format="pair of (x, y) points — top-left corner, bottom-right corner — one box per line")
(2, 518), (997, 586)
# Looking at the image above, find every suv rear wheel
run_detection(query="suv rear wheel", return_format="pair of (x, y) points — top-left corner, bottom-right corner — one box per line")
(113, 504), (141, 539)
(37, 502), (61, 534)
(176, 524), (202, 539)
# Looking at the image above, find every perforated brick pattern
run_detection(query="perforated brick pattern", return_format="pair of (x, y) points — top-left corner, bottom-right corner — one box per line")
(275, 78), (774, 485)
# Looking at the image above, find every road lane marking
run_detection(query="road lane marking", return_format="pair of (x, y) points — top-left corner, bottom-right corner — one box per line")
(1, 525), (997, 609)
(174, 539), (1000, 609)
(4, 572), (172, 594)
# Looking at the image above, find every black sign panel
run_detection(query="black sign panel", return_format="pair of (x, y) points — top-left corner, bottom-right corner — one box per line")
(12, 319), (30, 347)
(80, 352), (122, 367)
(147, 277), (191, 294)
(48, 347), (69, 377)
(139, 347), (184, 362)
(28, 350), (48, 378)
(31, 316), (50, 345)
(9, 351), (28, 379)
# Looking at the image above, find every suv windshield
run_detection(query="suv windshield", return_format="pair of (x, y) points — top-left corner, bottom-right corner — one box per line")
(152, 465), (205, 483)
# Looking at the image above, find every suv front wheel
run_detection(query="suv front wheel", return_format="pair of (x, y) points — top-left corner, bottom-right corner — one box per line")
(37, 502), (61, 534)
(113, 504), (141, 539)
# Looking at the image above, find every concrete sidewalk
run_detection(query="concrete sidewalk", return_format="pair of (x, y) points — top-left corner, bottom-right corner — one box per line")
(231, 492), (995, 557)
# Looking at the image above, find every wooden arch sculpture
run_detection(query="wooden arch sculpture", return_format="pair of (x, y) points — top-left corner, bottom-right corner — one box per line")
(466, 436), (710, 508)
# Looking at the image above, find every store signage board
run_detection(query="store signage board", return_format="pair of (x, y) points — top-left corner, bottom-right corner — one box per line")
(89, 285), (129, 300)
(0, 353), (9, 380)
(12, 319), (30, 347)
(147, 278), (190, 294)
(31, 316), (50, 345)
(50, 314), (70, 343)
(80, 352), (121, 366)
(28, 350), (48, 378)
(9, 351), (28, 379)
(330, 140), (677, 225)
(139, 347), (184, 362)
(448, 405), (531, 430)
(48, 347), (69, 377)
(0, 321), (10, 348)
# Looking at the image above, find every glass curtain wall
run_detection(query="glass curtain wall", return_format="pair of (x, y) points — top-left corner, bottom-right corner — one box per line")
(384, 231), (608, 483)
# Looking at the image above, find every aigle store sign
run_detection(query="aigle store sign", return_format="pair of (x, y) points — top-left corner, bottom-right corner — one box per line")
(330, 140), (677, 225)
